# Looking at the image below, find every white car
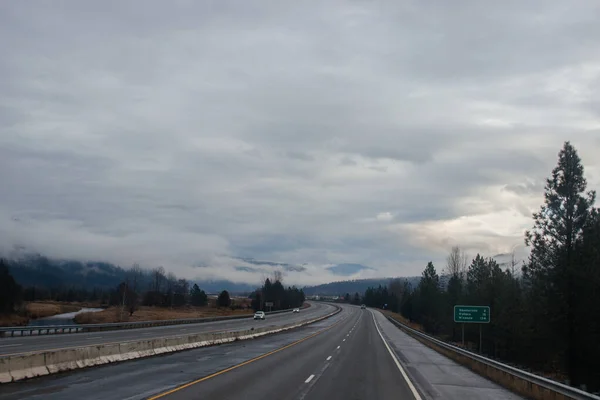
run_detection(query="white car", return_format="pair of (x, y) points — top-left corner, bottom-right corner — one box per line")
(293, 308), (300, 313)
(254, 311), (266, 320)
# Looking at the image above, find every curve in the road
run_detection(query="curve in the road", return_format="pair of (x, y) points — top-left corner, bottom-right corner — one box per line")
(147, 304), (419, 400)
(148, 312), (346, 400)
(0, 302), (333, 357)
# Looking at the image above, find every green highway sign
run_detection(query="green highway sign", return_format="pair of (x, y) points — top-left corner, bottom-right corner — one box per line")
(454, 305), (490, 323)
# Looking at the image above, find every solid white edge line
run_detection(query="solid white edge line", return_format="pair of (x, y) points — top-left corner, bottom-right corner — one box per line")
(305, 374), (315, 383)
(371, 311), (423, 400)
(326, 356), (332, 361)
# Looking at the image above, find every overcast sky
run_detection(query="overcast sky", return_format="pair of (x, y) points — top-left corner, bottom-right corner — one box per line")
(1, 1), (599, 285)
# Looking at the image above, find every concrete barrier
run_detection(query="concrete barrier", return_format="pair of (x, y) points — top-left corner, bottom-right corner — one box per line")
(75, 346), (100, 368)
(0, 304), (341, 383)
(0, 357), (11, 383)
(151, 338), (169, 355)
(8, 353), (48, 381)
(45, 348), (80, 374)
(119, 341), (143, 361)
(99, 343), (122, 363)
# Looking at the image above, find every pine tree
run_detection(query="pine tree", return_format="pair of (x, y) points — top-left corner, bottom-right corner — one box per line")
(0, 259), (22, 314)
(523, 141), (596, 385)
(190, 284), (208, 306)
(576, 209), (600, 386)
(217, 290), (231, 307)
(415, 262), (442, 333)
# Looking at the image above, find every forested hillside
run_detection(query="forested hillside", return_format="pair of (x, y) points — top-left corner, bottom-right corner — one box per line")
(361, 142), (600, 392)
(303, 277), (420, 296)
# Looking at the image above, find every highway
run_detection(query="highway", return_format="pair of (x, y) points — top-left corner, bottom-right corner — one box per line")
(0, 303), (524, 400)
(0, 302), (334, 356)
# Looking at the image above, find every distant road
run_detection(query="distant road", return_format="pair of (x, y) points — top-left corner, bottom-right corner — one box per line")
(0, 302), (333, 356)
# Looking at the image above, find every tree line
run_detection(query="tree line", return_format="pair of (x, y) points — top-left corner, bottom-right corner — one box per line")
(362, 142), (600, 392)
(250, 276), (306, 311)
(0, 261), (212, 318)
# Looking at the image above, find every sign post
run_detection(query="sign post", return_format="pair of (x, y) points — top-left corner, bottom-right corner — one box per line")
(480, 325), (482, 353)
(265, 302), (273, 312)
(454, 305), (490, 352)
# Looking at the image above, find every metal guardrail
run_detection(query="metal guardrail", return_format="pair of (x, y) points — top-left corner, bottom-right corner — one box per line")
(385, 316), (600, 400)
(0, 306), (303, 338)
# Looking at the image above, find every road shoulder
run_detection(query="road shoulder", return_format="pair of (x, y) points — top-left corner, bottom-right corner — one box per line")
(371, 310), (524, 400)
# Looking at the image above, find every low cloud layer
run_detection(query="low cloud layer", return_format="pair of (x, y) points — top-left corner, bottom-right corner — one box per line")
(1, 1), (599, 285)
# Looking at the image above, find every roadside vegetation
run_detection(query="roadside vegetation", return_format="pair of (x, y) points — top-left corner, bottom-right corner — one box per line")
(74, 303), (252, 324)
(358, 142), (600, 393)
(0, 260), (219, 325)
(249, 274), (306, 311)
(0, 258), (306, 327)
(0, 299), (83, 326)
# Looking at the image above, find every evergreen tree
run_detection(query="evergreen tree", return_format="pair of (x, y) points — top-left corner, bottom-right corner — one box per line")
(0, 259), (22, 314)
(217, 290), (231, 307)
(415, 262), (442, 333)
(190, 284), (208, 306)
(523, 142), (596, 385)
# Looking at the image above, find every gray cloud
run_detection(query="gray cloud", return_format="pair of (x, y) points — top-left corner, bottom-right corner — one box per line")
(1, 1), (599, 284)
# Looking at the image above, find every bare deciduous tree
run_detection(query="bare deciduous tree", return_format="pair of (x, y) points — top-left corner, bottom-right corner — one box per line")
(152, 266), (165, 293)
(128, 263), (143, 294)
(388, 278), (405, 311)
(446, 246), (468, 278)
(272, 270), (283, 283)
(509, 251), (519, 277)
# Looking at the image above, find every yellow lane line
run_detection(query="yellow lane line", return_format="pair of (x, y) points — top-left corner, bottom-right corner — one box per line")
(147, 314), (347, 400)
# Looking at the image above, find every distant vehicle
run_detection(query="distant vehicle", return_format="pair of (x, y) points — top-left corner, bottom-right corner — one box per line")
(293, 308), (300, 313)
(360, 304), (366, 309)
(254, 311), (266, 320)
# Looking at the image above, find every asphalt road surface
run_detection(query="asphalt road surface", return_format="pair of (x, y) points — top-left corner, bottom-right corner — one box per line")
(0, 302), (334, 356)
(0, 304), (524, 400)
(147, 304), (419, 400)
